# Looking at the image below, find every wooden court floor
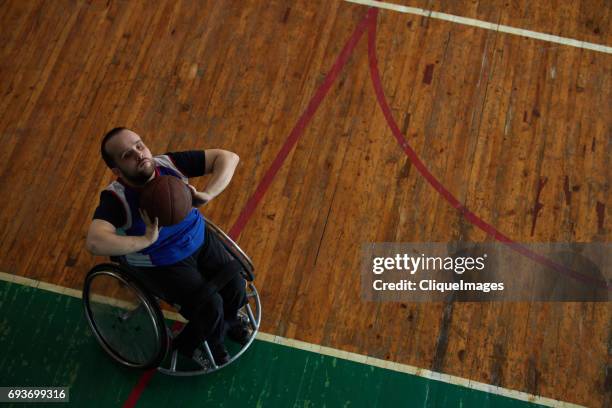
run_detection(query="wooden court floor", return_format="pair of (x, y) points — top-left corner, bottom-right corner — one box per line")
(0, 0), (610, 406)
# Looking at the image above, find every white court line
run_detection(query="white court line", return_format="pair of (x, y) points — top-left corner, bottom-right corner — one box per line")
(0, 271), (187, 322)
(344, 0), (612, 54)
(0, 271), (583, 408)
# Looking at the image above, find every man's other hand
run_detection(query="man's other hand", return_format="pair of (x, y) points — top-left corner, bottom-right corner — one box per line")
(187, 184), (212, 207)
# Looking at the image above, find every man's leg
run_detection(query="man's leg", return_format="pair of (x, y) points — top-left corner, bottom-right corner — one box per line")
(196, 228), (247, 323)
(132, 254), (226, 360)
(218, 272), (251, 345)
(195, 228), (250, 345)
(218, 272), (247, 324)
(171, 290), (225, 358)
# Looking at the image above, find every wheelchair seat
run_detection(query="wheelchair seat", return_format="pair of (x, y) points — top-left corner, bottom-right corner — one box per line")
(82, 218), (262, 376)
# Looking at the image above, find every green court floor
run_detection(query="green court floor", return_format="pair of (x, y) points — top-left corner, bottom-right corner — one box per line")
(0, 279), (545, 407)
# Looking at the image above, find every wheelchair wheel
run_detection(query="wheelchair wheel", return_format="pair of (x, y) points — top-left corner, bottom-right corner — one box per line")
(83, 263), (170, 369)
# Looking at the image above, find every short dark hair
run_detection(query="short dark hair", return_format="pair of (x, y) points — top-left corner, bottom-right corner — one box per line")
(101, 127), (128, 168)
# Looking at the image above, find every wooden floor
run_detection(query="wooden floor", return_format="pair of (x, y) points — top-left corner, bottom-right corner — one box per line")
(0, 0), (610, 406)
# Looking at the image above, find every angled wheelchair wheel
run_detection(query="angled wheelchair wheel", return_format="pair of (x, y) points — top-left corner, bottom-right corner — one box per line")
(83, 263), (170, 369)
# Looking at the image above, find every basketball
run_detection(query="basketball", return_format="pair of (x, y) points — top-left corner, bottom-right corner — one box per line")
(139, 175), (192, 226)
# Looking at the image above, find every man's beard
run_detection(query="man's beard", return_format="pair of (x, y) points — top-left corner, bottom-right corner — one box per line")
(121, 164), (154, 185)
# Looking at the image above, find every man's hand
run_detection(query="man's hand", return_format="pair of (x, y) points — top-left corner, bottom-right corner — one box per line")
(139, 208), (161, 245)
(187, 184), (213, 207)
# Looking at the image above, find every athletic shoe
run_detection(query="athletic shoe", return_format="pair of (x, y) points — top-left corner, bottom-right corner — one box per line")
(227, 313), (252, 345)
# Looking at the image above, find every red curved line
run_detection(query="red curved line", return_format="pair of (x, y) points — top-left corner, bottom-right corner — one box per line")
(365, 8), (608, 289)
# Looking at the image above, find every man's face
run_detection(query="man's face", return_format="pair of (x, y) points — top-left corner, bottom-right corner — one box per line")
(106, 129), (154, 185)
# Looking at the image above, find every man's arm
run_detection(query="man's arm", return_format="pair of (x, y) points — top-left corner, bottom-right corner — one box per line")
(85, 211), (159, 256)
(190, 149), (239, 205)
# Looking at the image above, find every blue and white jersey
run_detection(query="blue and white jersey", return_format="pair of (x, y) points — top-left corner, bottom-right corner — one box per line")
(93, 151), (207, 267)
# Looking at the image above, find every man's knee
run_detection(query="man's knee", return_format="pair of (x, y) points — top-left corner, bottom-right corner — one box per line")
(220, 274), (247, 310)
(180, 287), (223, 321)
(180, 260), (246, 319)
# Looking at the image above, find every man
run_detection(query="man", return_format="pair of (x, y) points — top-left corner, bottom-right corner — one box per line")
(86, 127), (248, 366)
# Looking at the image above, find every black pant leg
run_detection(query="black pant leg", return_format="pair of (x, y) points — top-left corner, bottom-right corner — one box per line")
(172, 291), (225, 355)
(217, 269), (247, 323)
(196, 226), (247, 322)
(131, 251), (226, 356)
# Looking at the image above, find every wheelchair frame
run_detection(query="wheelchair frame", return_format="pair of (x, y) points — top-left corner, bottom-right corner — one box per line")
(82, 217), (261, 376)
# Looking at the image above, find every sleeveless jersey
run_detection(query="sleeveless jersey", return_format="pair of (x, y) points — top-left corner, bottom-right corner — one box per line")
(102, 154), (205, 267)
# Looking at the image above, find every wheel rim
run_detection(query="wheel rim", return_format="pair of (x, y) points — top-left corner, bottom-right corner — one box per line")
(84, 269), (165, 368)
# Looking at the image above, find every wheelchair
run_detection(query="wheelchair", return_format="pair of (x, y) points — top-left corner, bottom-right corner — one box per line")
(82, 218), (261, 376)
